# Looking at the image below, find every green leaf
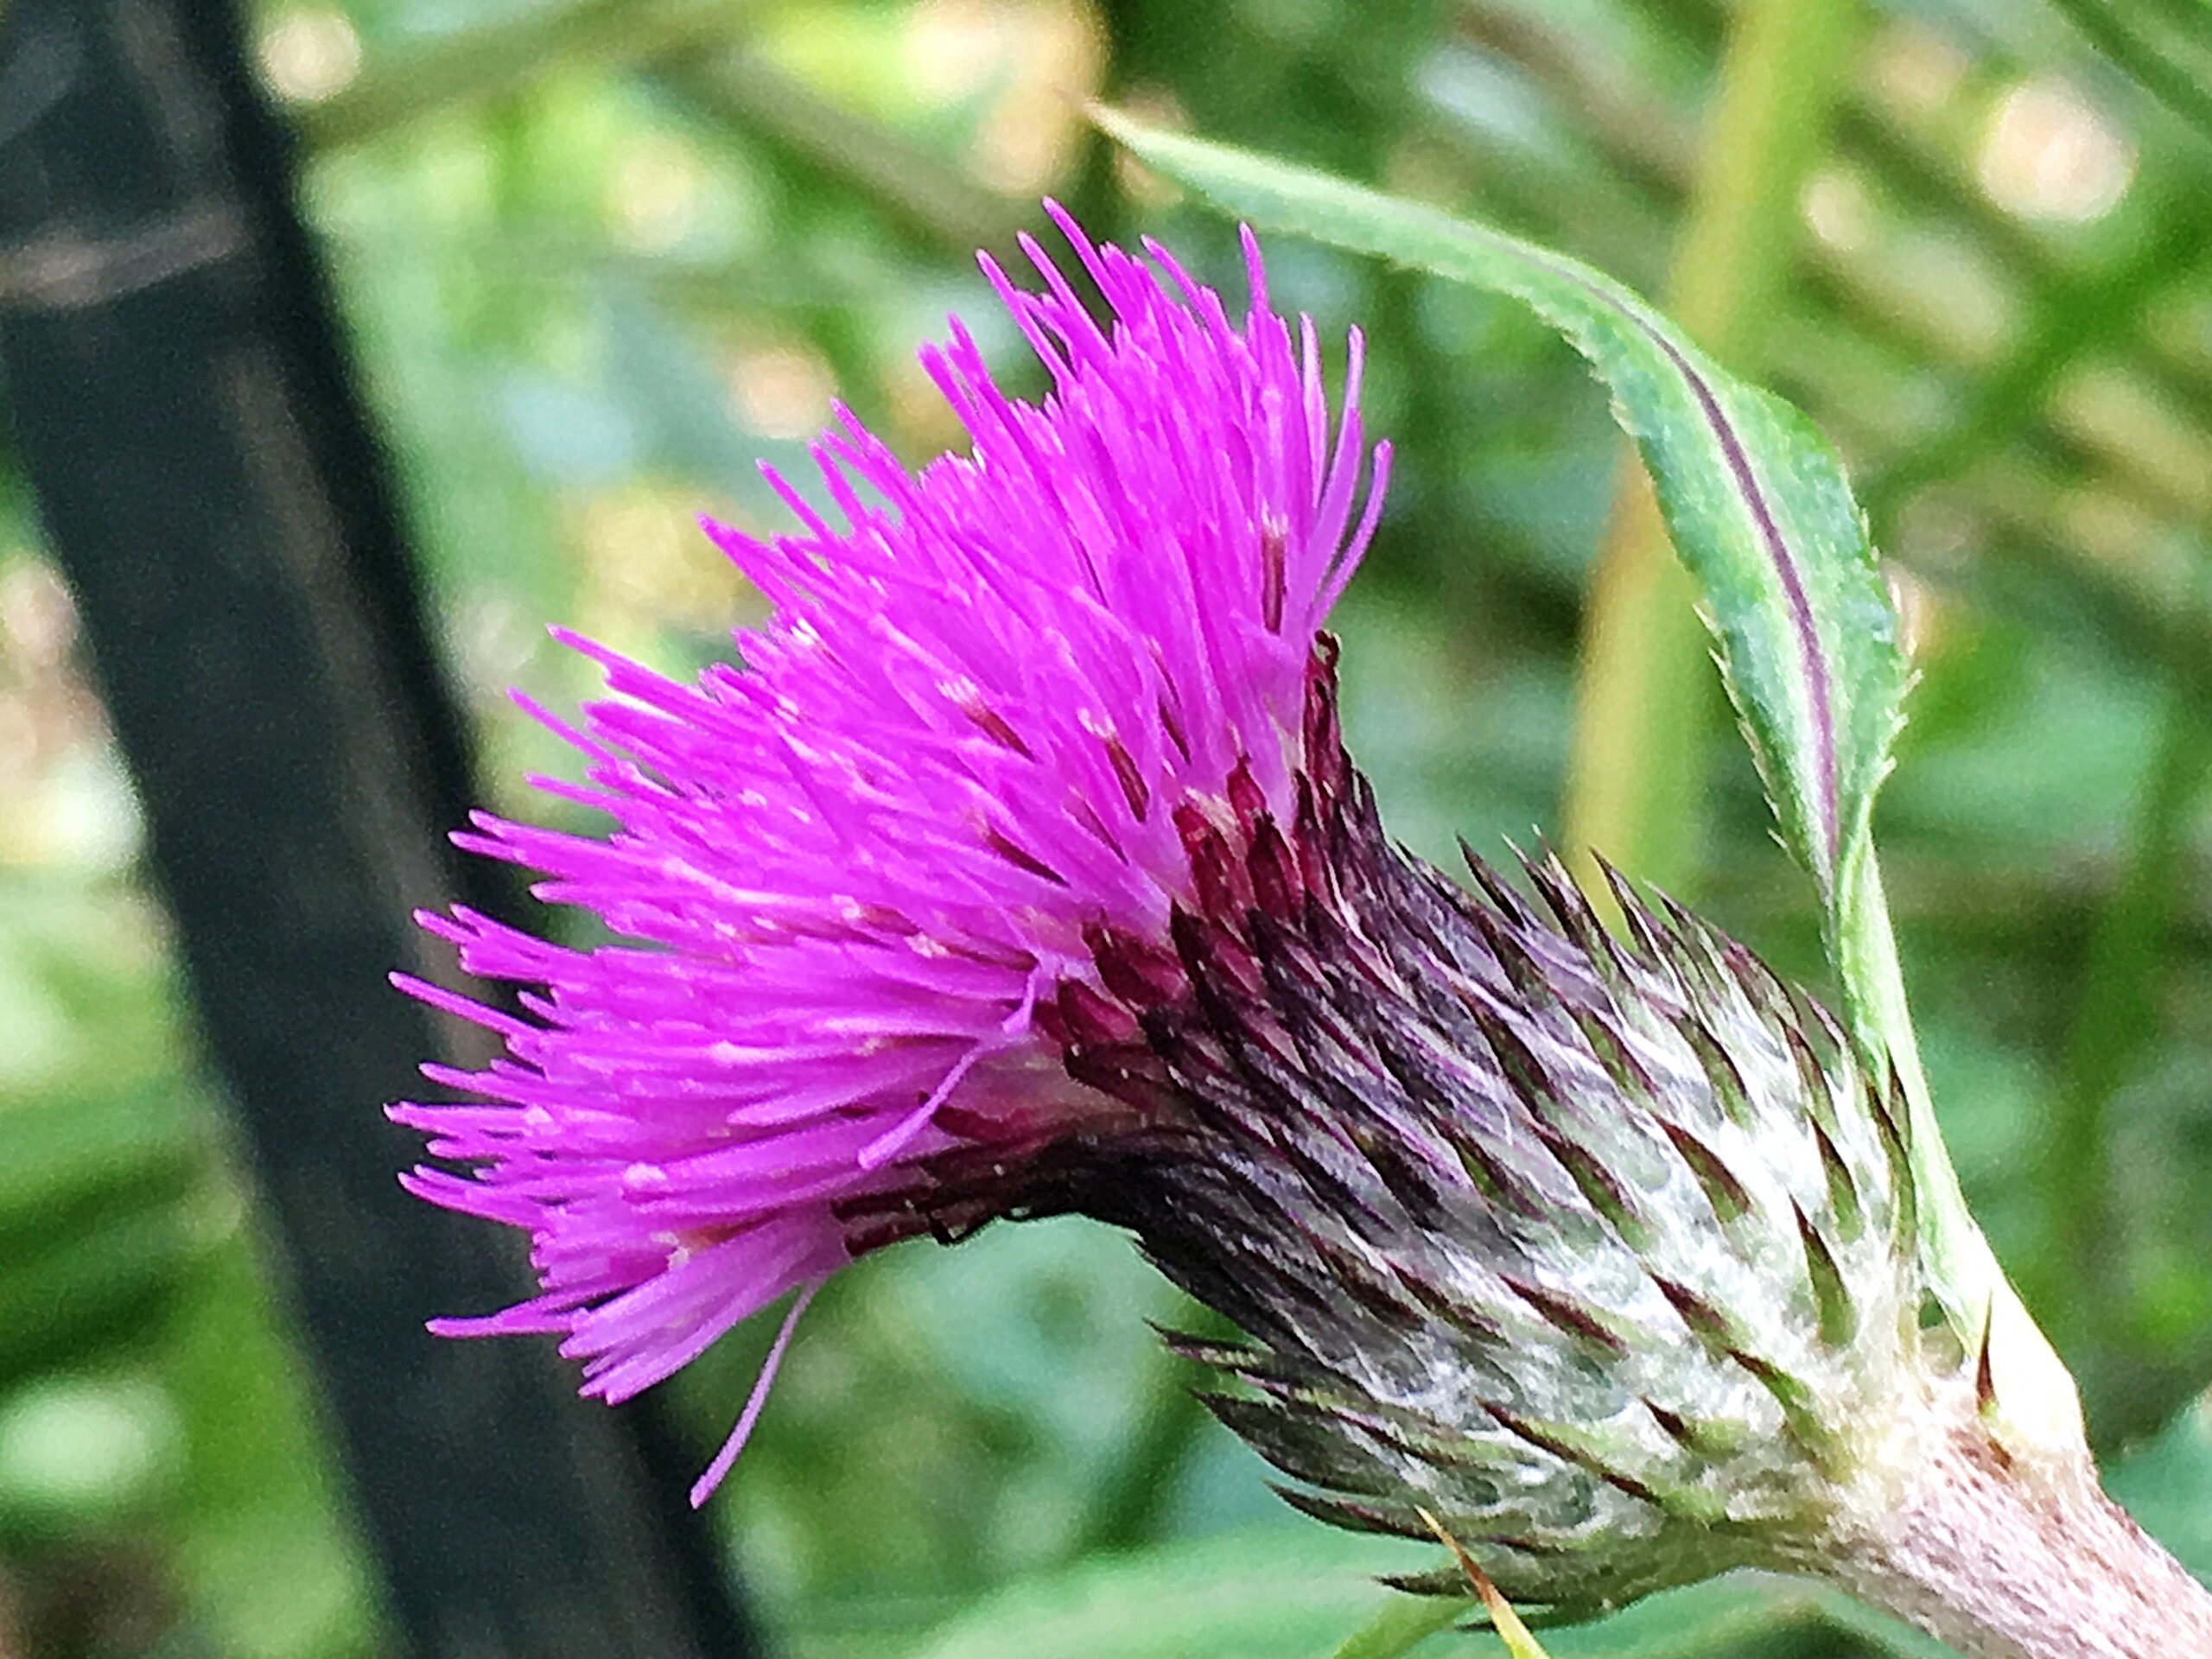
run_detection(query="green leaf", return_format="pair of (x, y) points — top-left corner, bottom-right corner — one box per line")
(1475, 1594), (1550, 1659)
(1090, 116), (2091, 1457)
(904, 1526), (1953, 1659)
(1538, 1574), (1954, 1657)
(906, 1526), (1444, 1659)
(1327, 1595), (1464, 1659)
(1096, 109), (1904, 910)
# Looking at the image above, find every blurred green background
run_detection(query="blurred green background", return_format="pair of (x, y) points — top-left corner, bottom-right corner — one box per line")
(0, 0), (2208, 1654)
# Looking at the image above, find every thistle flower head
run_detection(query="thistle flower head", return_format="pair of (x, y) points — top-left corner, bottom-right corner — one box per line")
(398, 207), (1929, 1610)
(393, 206), (1390, 1494)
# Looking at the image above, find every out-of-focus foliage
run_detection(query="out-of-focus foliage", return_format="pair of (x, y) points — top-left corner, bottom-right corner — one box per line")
(0, 0), (2208, 1654)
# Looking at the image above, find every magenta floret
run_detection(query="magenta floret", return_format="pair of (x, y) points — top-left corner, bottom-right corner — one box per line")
(391, 206), (1389, 1499)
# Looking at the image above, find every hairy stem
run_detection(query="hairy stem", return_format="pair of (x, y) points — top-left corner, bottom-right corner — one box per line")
(1824, 1389), (2212, 1659)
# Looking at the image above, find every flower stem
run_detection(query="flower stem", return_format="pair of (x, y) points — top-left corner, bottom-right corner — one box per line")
(1825, 1392), (2212, 1659)
(1560, 0), (1857, 898)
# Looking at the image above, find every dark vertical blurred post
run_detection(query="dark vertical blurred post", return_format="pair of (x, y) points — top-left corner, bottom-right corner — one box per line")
(0, 3), (755, 1655)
